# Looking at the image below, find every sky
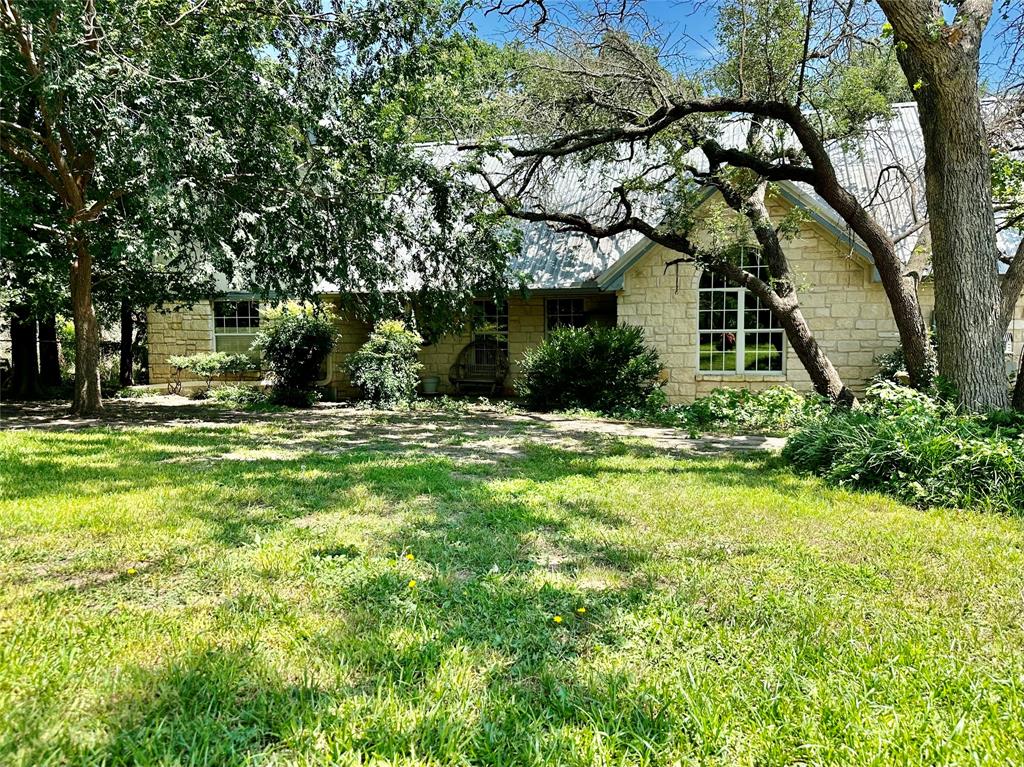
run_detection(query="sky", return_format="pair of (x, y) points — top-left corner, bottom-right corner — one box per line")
(463, 0), (1018, 89)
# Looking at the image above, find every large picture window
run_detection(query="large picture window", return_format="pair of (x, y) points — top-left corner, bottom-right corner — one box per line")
(545, 298), (586, 332)
(698, 252), (784, 373)
(471, 299), (508, 366)
(214, 300), (260, 355)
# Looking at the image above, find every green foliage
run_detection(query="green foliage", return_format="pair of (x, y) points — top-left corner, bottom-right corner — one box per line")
(615, 386), (824, 435)
(784, 382), (1024, 514)
(517, 324), (662, 413)
(208, 384), (275, 411)
(872, 340), (938, 388)
(166, 352), (259, 395)
(252, 307), (336, 407)
(346, 320), (424, 408)
(2, 0), (514, 381)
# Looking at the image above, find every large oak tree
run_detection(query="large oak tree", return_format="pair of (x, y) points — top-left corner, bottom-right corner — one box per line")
(1, 0), (511, 414)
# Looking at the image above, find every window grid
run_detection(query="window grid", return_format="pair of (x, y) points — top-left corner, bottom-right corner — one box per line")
(214, 300), (260, 355)
(698, 252), (784, 374)
(214, 301), (260, 334)
(545, 298), (586, 332)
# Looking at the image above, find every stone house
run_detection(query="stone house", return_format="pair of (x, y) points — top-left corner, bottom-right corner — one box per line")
(147, 104), (1024, 402)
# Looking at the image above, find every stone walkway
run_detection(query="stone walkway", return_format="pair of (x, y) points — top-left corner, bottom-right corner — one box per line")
(0, 396), (785, 457)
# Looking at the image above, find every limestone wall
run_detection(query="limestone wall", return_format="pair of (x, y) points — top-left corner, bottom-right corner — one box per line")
(618, 196), (912, 402)
(147, 303), (215, 384)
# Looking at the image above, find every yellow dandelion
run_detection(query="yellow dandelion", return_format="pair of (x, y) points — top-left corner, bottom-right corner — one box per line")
(552, 615), (563, 624)
(126, 568), (137, 575)
(404, 553), (415, 561)
(576, 607), (586, 614)
(408, 579), (417, 589)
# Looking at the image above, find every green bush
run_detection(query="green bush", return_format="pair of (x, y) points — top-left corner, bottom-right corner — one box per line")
(166, 352), (259, 396)
(208, 383), (274, 410)
(516, 324), (662, 413)
(253, 306), (336, 406)
(346, 320), (424, 408)
(784, 381), (1024, 514)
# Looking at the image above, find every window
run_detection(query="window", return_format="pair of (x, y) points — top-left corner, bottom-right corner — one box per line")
(471, 300), (508, 366)
(698, 252), (784, 373)
(213, 300), (260, 355)
(546, 298), (586, 332)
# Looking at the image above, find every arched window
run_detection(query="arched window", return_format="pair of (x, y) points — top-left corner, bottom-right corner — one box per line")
(698, 250), (784, 373)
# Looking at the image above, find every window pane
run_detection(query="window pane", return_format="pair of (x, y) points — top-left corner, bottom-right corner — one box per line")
(546, 298), (586, 331)
(700, 251), (783, 374)
(215, 333), (257, 354)
(743, 331), (783, 371)
(473, 299), (508, 352)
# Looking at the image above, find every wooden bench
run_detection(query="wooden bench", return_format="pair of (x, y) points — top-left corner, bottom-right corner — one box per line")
(448, 339), (509, 395)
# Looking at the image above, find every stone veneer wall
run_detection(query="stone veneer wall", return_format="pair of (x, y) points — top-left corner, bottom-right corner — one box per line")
(146, 273), (1023, 402)
(147, 303), (215, 384)
(418, 296), (547, 394)
(618, 194), (930, 403)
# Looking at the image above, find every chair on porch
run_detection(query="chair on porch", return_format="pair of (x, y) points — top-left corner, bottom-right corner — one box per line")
(448, 338), (509, 395)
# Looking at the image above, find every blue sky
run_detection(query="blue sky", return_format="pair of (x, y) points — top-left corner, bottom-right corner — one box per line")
(463, 1), (1016, 87)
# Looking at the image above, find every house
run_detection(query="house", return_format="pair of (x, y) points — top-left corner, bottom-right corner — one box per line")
(146, 103), (1024, 402)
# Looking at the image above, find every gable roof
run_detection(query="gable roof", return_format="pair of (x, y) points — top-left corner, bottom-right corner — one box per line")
(491, 100), (1020, 291)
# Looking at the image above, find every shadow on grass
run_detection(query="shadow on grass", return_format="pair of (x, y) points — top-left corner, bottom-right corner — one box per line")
(1, 425), (809, 764)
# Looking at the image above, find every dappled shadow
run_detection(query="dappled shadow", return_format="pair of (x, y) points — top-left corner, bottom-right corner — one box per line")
(1, 410), (833, 764)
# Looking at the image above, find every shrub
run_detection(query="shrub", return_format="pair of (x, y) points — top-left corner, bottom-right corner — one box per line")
(346, 320), (424, 408)
(516, 324), (662, 413)
(209, 383), (274, 410)
(613, 385), (823, 435)
(166, 352), (259, 396)
(784, 381), (1024, 514)
(872, 339), (937, 387)
(253, 305), (337, 406)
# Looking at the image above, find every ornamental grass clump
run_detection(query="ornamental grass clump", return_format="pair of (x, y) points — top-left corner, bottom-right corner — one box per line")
(784, 381), (1024, 514)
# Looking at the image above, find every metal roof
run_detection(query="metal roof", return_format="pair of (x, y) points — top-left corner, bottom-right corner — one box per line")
(484, 101), (1019, 289)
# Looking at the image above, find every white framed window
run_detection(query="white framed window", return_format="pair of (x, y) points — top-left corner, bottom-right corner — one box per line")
(545, 298), (586, 332)
(698, 252), (784, 374)
(213, 300), (260, 355)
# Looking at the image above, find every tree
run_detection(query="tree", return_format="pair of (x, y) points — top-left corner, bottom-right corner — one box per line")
(456, 0), (935, 402)
(877, 0), (1024, 409)
(2, 0), (512, 415)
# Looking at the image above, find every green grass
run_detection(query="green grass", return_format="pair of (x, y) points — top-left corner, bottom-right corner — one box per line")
(1, 418), (1023, 766)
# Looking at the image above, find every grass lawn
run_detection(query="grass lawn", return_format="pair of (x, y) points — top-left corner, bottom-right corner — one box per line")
(1, 406), (1023, 766)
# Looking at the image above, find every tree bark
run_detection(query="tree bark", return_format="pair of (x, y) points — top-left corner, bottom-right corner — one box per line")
(880, 0), (1008, 410)
(38, 313), (62, 388)
(119, 297), (134, 388)
(9, 304), (41, 399)
(70, 239), (102, 415)
(726, 179), (856, 405)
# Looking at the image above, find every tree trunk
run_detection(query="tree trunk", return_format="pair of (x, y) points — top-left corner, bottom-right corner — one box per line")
(119, 298), (134, 388)
(70, 239), (103, 415)
(881, 2), (1007, 409)
(779, 301), (856, 406)
(38, 313), (62, 388)
(9, 304), (41, 400)
(1013, 348), (1024, 412)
